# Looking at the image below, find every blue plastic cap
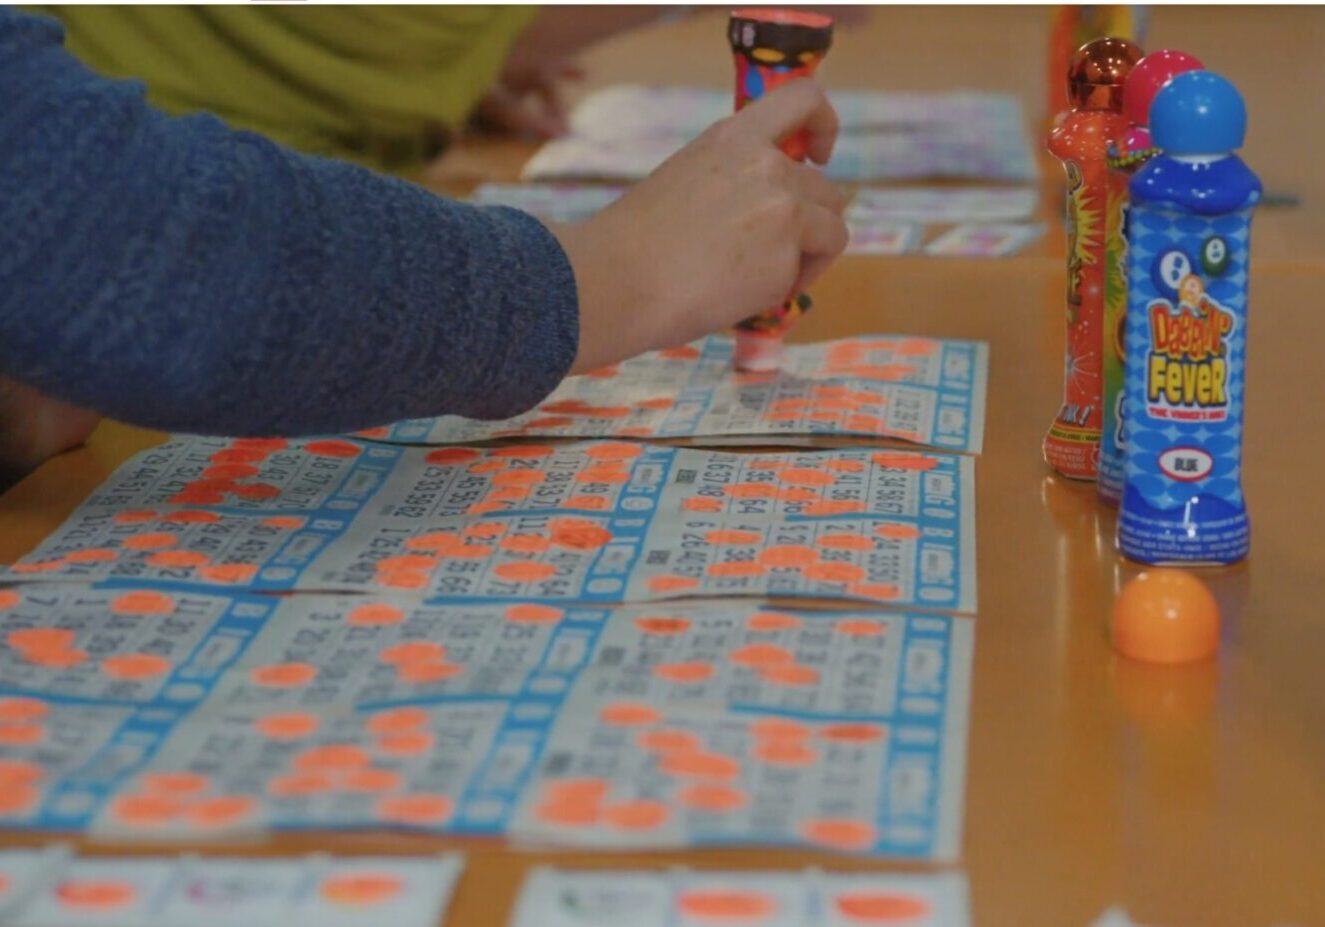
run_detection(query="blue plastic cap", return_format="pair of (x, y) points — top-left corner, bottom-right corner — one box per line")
(1150, 70), (1247, 154)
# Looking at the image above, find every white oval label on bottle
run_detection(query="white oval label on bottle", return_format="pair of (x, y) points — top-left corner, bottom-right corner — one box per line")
(1159, 446), (1214, 482)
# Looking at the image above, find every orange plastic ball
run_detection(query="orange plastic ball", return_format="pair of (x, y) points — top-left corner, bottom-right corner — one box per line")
(1112, 569), (1220, 664)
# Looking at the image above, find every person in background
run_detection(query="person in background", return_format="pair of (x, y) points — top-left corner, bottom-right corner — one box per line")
(0, 9), (847, 485)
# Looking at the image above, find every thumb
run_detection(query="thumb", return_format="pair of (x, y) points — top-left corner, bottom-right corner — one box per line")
(730, 78), (839, 165)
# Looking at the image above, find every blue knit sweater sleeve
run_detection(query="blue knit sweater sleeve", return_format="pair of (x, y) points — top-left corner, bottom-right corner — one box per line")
(0, 9), (580, 436)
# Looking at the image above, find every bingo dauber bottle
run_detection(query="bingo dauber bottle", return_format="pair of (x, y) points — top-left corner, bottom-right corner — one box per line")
(1098, 49), (1204, 506)
(1118, 71), (1261, 564)
(1044, 37), (1141, 480)
(728, 8), (833, 372)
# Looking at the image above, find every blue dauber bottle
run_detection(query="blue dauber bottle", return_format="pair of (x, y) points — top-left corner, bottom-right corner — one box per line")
(1118, 71), (1261, 564)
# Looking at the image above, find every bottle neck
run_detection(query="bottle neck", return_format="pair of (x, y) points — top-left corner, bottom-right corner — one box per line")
(1170, 153), (1233, 165)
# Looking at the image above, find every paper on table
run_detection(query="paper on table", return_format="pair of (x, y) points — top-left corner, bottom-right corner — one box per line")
(510, 867), (972, 926)
(849, 186), (1039, 224)
(3, 440), (977, 613)
(923, 223), (1046, 258)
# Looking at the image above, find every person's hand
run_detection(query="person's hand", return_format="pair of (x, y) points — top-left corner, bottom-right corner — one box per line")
(551, 79), (847, 375)
(0, 375), (100, 488)
(472, 59), (583, 140)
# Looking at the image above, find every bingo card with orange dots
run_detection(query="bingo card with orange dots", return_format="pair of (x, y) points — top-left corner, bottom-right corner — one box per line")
(1, 590), (971, 860)
(0, 848), (462, 926)
(511, 867), (970, 927)
(369, 335), (988, 454)
(4, 437), (976, 613)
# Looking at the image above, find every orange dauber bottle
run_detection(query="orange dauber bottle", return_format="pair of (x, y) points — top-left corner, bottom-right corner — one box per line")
(1043, 37), (1141, 481)
(728, 8), (833, 372)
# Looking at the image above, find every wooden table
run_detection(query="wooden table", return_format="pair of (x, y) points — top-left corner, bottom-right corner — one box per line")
(4, 7), (1324, 926)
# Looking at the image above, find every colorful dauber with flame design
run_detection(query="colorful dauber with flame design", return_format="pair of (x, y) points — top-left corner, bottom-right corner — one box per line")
(1044, 36), (1141, 481)
(728, 8), (833, 372)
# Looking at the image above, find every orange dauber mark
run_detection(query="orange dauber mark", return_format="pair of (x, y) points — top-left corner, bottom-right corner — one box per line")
(375, 793), (454, 826)
(729, 643), (794, 667)
(574, 465), (630, 485)
(768, 398), (810, 413)
(871, 453), (939, 472)
(504, 603), (564, 624)
(405, 531), (464, 552)
(140, 771), (210, 796)
(320, 874), (404, 907)
(705, 529), (762, 545)
(375, 570), (430, 590)
(249, 662), (317, 687)
(109, 591), (176, 615)
(848, 583), (903, 602)
(267, 771), (335, 798)
(395, 661), (464, 684)
(198, 563), (259, 584)
(746, 611), (801, 632)
(758, 664), (820, 687)
(895, 337), (938, 356)
(493, 562), (558, 583)
(145, 551), (210, 569)
(230, 482), (282, 501)
(343, 767), (404, 793)
(112, 510), (158, 524)
(800, 818), (877, 851)
(602, 799), (669, 831)
(678, 783), (749, 813)
(0, 697), (47, 721)
(366, 707), (429, 735)
(376, 554), (438, 573)
(707, 562), (767, 578)
(637, 397), (674, 410)
(636, 728), (703, 754)
(549, 519), (614, 550)
(652, 661), (714, 683)
(754, 740), (818, 767)
(8, 561), (63, 574)
(777, 487), (819, 503)
(210, 448), (267, 465)
(677, 890), (776, 922)
(802, 500), (868, 516)
(63, 548), (117, 563)
(487, 487), (530, 503)
(835, 619), (887, 637)
(527, 416), (575, 428)
(845, 364), (918, 381)
(817, 534), (874, 552)
(490, 444), (555, 459)
(347, 603), (406, 627)
(584, 442), (644, 461)
(355, 427), (389, 439)
(7, 628), (75, 652)
(659, 751), (741, 780)
(875, 523), (922, 540)
(491, 469), (545, 488)
(262, 516), (305, 530)
(809, 410), (843, 423)
(443, 543), (494, 560)
(0, 759), (42, 785)
(681, 496), (724, 513)
(121, 532), (178, 551)
(749, 717), (812, 742)
(633, 616), (691, 635)
(379, 641), (445, 665)
(616, 427), (655, 438)
(599, 702), (661, 727)
(375, 732), (434, 756)
(647, 575), (701, 594)
(101, 653), (172, 680)
(566, 494), (610, 511)
(293, 744), (371, 771)
(426, 448), (481, 465)
(254, 712), (321, 740)
(24, 648), (88, 669)
(56, 879), (138, 910)
(802, 562), (868, 584)
(0, 783), (38, 815)
(779, 467), (836, 487)
(821, 723), (887, 743)
(234, 438), (287, 452)
(757, 545), (819, 569)
(725, 483), (777, 500)
(834, 892), (931, 922)
(467, 459), (508, 475)
(303, 440), (362, 458)
(824, 458), (867, 473)
(109, 794), (180, 825)
(185, 795), (258, 829)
